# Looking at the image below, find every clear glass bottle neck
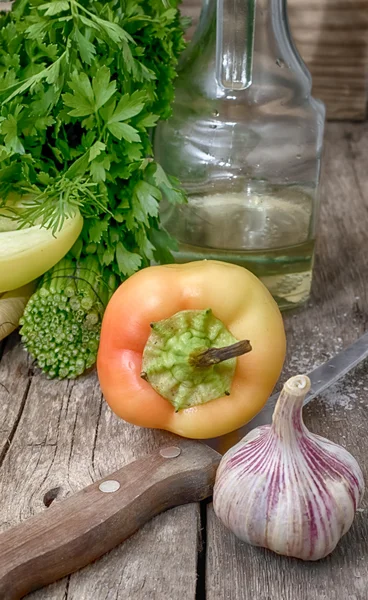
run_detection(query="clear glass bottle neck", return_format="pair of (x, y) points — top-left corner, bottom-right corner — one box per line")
(193, 0), (295, 60)
(186, 0), (310, 95)
(198, 0), (289, 27)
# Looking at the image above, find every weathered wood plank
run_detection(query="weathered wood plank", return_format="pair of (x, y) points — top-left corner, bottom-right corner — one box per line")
(0, 367), (200, 600)
(288, 0), (368, 120)
(206, 122), (368, 599)
(60, 504), (200, 600)
(0, 334), (32, 467)
(180, 0), (368, 120)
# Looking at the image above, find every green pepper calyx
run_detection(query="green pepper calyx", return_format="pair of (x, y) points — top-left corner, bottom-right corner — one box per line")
(141, 308), (251, 411)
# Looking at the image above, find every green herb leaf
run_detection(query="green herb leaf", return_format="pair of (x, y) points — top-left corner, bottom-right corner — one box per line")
(0, 114), (25, 154)
(151, 163), (171, 187)
(109, 91), (146, 123)
(137, 114), (159, 129)
(107, 122), (140, 142)
(92, 66), (116, 110)
(135, 180), (161, 218)
(102, 246), (115, 266)
(89, 141), (106, 162)
(63, 71), (95, 117)
(74, 28), (96, 65)
(64, 152), (90, 179)
(39, 1), (70, 17)
(26, 19), (50, 41)
(150, 228), (178, 264)
(116, 242), (142, 276)
(0, 145), (13, 162)
(91, 16), (132, 45)
(89, 219), (109, 243)
(90, 155), (110, 183)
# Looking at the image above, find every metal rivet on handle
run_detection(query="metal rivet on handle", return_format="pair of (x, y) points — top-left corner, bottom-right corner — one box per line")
(160, 446), (181, 459)
(99, 480), (121, 493)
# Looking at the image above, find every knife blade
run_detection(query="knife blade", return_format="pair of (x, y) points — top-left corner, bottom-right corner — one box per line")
(206, 330), (368, 453)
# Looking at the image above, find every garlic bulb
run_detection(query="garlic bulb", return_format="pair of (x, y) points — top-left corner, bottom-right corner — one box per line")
(213, 375), (365, 561)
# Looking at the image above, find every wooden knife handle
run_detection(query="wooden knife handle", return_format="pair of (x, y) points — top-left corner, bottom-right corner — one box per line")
(0, 439), (220, 600)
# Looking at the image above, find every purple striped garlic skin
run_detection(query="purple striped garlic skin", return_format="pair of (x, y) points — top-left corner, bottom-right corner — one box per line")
(213, 375), (365, 561)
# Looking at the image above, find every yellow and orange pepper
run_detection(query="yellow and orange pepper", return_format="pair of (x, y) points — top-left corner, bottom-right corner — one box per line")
(97, 260), (286, 439)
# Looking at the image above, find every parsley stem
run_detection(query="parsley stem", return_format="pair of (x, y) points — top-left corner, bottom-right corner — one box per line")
(70, 0), (133, 43)
(2, 50), (68, 103)
(95, 111), (102, 137)
(71, 0), (114, 25)
(70, 1), (79, 21)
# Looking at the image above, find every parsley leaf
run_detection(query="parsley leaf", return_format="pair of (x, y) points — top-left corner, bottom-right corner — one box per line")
(92, 67), (116, 110)
(89, 141), (106, 162)
(107, 122), (140, 142)
(135, 180), (161, 218)
(0, 114), (25, 154)
(108, 91), (146, 122)
(39, 2), (71, 17)
(63, 71), (95, 117)
(116, 242), (142, 276)
(74, 28), (96, 65)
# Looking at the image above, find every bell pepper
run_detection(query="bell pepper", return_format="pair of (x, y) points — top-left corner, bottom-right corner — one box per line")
(97, 260), (286, 439)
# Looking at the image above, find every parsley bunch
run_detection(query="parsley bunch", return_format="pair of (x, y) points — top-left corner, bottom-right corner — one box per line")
(0, 0), (187, 378)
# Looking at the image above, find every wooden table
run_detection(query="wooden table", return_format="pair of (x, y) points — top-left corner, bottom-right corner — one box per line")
(0, 121), (367, 600)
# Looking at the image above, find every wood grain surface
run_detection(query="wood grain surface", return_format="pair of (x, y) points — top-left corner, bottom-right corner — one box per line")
(288, 0), (368, 120)
(180, 0), (368, 120)
(1, 121), (368, 599)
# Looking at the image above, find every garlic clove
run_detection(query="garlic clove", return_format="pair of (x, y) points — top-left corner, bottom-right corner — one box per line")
(213, 374), (365, 561)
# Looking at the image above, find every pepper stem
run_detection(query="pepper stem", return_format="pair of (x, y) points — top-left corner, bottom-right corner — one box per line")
(189, 340), (252, 368)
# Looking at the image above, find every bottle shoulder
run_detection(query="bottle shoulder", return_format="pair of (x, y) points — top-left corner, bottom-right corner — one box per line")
(176, 31), (322, 116)
(171, 69), (325, 124)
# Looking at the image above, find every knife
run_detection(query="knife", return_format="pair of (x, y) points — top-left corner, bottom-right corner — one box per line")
(206, 330), (368, 453)
(0, 332), (367, 600)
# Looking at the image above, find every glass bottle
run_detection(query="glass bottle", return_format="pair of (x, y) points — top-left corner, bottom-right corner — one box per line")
(153, 0), (325, 309)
